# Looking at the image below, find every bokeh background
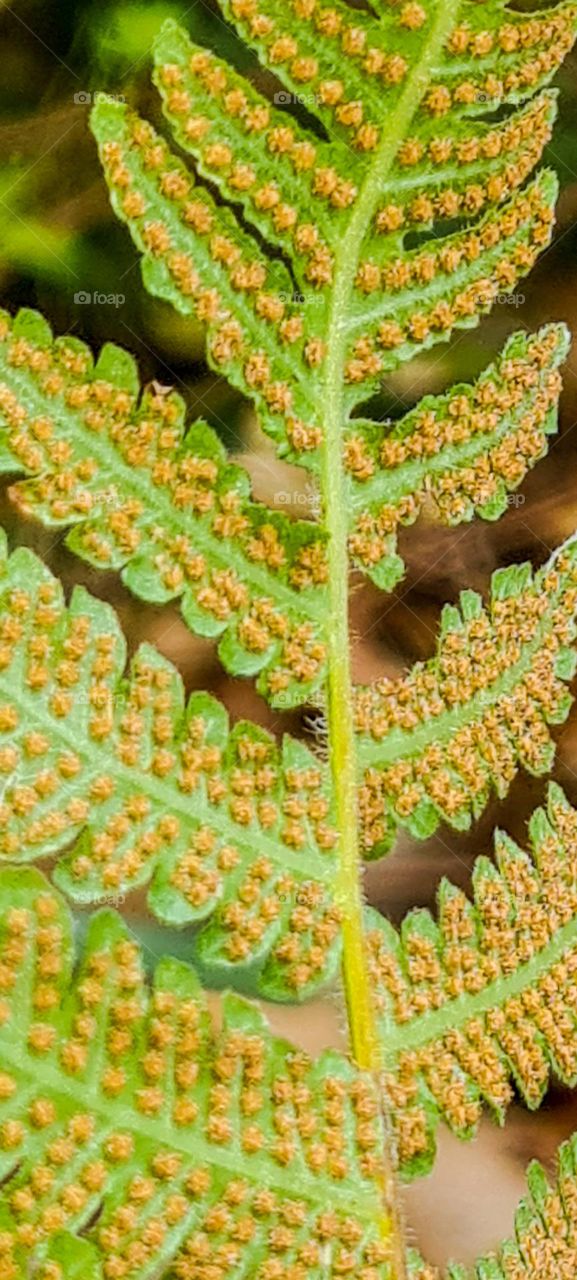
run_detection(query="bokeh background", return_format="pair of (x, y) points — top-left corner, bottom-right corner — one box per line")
(2, 0), (577, 1266)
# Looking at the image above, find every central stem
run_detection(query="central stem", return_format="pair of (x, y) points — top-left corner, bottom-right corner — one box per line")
(319, 1), (462, 1269)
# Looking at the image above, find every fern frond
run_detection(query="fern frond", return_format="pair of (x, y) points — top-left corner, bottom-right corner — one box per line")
(0, 868), (393, 1278)
(93, 4), (577, 460)
(152, 29), (559, 309)
(220, 0), (576, 158)
(345, 324), (569, 590)
(0, 306), (329, 705)
(408, 1132), (577, 1278)
(355, 539), (577, 854)
(4, 0), (577, 1269)
(0, 531), (341, 1000)
(1, 306), (563, 659)
(367, 784), (577, 1179)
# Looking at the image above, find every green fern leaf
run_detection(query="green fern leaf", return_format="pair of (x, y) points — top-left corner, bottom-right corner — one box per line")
(0, 868), (392, 1279)
(408, 1131), (577, 1277)
(363, 83), (558, 251)
(154, 18), (559, 282)
(0, 306), (328, 706)
(152, 20), (345, 283)
(215, 0), (575, 400)
(91, 99), (324, 465)
(0, 530), (340, 1000)
(367, 784), (577, 1179)
(219, 0), (576, 159)
(0, 308), (565, 674)
(355, 538), (577, 854)
(342, 165), (558, 396)
(2, 0), (577, 1270)
(92, 3), (577, 454)
(345, 324), (569, 590)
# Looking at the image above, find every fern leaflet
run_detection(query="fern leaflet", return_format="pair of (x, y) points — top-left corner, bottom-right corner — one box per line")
(0, 531), (340, 1000)
(0, 307), (328, 708)
(355, 541), (577, 854)
(369, 786), (577, 1179)
(345, 325), (569, 591)
(90, 4), (577, 435)
(0, 869), (391, 1279)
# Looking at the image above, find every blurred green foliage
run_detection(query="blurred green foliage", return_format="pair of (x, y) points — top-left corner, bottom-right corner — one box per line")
(0, 0), (250, 448)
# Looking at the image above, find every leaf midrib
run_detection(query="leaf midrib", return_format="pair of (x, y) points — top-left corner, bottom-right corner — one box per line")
(320, 0), (463, 1064)
(319, 7), (464, 1265)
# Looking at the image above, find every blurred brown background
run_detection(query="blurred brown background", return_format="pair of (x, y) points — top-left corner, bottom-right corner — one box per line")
(1, 0), (577, 1267)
